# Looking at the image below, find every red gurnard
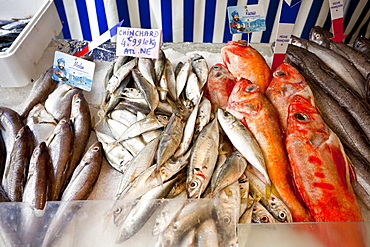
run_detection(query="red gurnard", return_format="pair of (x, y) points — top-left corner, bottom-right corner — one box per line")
(227, 79), (313, 222)
(286, 95), (363, 222)
(204, 63), (236, 110)
(221, 40), (272, 93)
(266, 63), (315, 131)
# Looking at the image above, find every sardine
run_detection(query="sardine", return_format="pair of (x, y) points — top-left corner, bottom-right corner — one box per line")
(187, 115), (219, 198)
(2, 125), (34, 202)
(46, 118), (74, 201)
(20, 67), (58, 118)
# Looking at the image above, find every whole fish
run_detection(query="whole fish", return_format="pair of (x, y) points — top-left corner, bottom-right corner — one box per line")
(116, 177), (178, 243)
(190, 53), (209, 89)
(286, 44), (370, 142)
(154, 49), (167, 84)
(185, 70), (201, 106)
(228, 81), (312, 222)
(132, 68), (160, 114)
(46, 118), (74, 201)
(266, 62), (315, 131)
(309, 26), (370, 79)
(204, 63), (236, 110)
(187, 115), (219, 198)
(290, 35), (367, 100)
(286, 95), (363, 222)
(155, 199), (214, 247)
(176, 60), (191, 99)
(26, 103), (57, 146)
(217, 108), (270, 187)
(353, 36), (370, 58)
(210, 151), (247, 197)
(156, 101), (192, 170)
(158, 63), (169, 101)
(163, 58), (177, 101)
(44, 83), (81, 122)
(65, 92), (91, 184)
(61, 141), (103, 201)
(22, 142), (52, 209)
(20, 67), (58, 119)
(2, 125), (34, 202)
(221, 40), (272, 93)
(252, 200), (276, 223)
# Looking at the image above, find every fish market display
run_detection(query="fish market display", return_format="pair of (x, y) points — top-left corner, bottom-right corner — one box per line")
(0, 27), (369, 246)
(0, 18), (31, 52)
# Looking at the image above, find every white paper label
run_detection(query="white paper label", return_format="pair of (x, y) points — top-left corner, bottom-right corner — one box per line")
(116, 27), (162, 59)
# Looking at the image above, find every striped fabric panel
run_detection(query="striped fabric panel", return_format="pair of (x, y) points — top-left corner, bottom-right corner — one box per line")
(55, 0), (369, 44)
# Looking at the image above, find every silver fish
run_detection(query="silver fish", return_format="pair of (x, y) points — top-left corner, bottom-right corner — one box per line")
(164, 58), (177, 101)
(176, 60), (191, 99)
(187, 115), (219, 198)
(116, 178), (178, 243)
(138, 57), (156, 87)
(194, 218), (219, 247)
(252, 201), (276, 223)
(109, 109), (138, 127)
(154, 49), (167, 84)
(190, 53), (209, 89)
(217, 108), (271, 186)
(106, 57), (137, 94)
(185, 71), (201, 106)
(194, 96), (211, 138)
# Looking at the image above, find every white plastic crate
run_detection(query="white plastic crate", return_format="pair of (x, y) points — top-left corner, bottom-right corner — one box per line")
(0, 0), (62, 87)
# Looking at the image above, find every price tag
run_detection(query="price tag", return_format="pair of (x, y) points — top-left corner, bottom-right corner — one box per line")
(329, 0), (346, 42)
(116, 27), (162, 59)
(227, 5), (266, 34)
(52, 51), (96, 91)
(271, 0), (302, 71)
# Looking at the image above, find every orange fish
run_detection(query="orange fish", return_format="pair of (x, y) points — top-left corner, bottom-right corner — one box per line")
(266, 63), (315, 131)
(221, 40), (272, 93)
(286, 95), (363, 222)
(227, 79), (313, 222)
(204, 63), (236, 110)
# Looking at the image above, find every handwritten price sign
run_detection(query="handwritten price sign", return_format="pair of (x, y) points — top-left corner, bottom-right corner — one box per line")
(116, 27), (162, 59)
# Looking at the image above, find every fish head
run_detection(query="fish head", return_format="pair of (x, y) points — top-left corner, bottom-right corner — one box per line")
(289, 35), (308, 48)
(287, 95), (330, 147)
(252, 203), (276, 223)
(228, 79), (263, 116)
(268, 195), (293, 222)
(186, 174), (205, 198)
(156, 115), (170, 126)
(309, 26), (332, 48)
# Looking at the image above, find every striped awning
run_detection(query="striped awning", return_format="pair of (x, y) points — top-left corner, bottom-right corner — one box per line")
(54, 0), (369, 44)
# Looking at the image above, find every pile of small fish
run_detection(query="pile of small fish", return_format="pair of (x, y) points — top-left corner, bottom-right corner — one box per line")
(0, 18), (31, 52)
(0, 57), (104, 246)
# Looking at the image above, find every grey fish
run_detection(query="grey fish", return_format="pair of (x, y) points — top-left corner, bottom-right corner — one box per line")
(154, 49), (167, 84)
(290, 35), (367, 100)
(2, 125), (34, 202)
(46, 118), (74, 201)
(353, 36), (370, 58)
(106, 57), (137, 95)
(65, 92), (91, 185)
(138, 57), (156, 87)
(190, 53), (209, 89)
(286, 44), (370, 142)
(163, 58), (177, 101)
(20, 67), (58, 119)
(309, 26), (370, 79)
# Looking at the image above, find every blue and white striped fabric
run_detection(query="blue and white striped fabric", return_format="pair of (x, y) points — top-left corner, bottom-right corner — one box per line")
(54, 0), (369, 44)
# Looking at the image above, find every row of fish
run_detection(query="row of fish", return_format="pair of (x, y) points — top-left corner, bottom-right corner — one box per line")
(0, 18), (31, 52)
(0, 58), (105, 245)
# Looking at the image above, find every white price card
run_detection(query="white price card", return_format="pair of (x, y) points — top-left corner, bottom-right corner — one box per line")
(52, 51), (96, 91)
(116, 27), (162, 59)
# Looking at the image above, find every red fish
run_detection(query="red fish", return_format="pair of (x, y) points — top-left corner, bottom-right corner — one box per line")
(227, 79), (313, 222)
(286, 95), (363, 222)
(266, 63), (315, 131)
(204, 63), (236, 110)
(221, 40), (272, 93)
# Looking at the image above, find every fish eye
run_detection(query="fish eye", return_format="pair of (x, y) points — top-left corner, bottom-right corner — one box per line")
(294, 112), (309, 122)
(279, 211), (287, 219)
(245, 84), (257, 93)
(190, 181), (198, 188)
(223, 216), (231, 224)
(275, 70), (286, 77)
(261, 216), (269, 223)
(92, 146), (100, 152)
(114, 207), (122, 214)
(314, 33), (321, 39)
(75, 99), (81, 103)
